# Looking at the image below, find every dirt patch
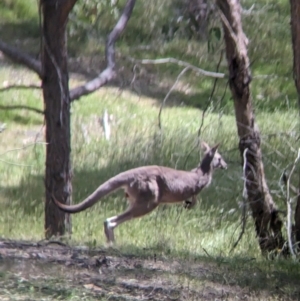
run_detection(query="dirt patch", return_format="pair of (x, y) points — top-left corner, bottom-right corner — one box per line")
(0, 239), (292, 300)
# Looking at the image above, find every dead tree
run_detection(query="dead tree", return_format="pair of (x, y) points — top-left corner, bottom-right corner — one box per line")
(290, 0), (300, 245)
(217, 0), (284, 253)
(0, 0), (136, 238)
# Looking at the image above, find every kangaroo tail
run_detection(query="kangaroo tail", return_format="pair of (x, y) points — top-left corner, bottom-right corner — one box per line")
(53, 173), (128, 213)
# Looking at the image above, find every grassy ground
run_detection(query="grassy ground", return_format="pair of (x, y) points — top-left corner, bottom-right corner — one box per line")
(1, 0), (300, 300)
(0, 62), (298, 255)
(0, 62), (299, 300)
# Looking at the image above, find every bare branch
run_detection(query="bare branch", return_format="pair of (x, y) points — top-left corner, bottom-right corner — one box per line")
(0, 105), (44, 115)
(0, 84), (41, 92)
(0, 39), (42, 78)
(128, 57), (225, 79)
(158, 66), (190, 129)
(70, 0), (136, 101)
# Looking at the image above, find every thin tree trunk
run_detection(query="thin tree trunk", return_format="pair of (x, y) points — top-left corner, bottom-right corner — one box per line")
(290, 0), (300, 244)
(42, 0), (76, 238)
(217, 0), (284, 253)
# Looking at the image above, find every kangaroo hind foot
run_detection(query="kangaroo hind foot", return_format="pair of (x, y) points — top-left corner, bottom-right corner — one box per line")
(103, 198), (159, 244)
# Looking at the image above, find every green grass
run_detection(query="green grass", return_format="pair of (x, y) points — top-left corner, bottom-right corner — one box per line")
(1, 0), (300, 299)
(0, 64), (298, 259)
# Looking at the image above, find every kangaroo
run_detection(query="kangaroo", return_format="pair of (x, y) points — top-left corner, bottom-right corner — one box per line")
(53, 142), (227, 243)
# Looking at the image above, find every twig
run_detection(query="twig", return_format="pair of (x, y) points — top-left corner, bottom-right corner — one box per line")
(231, 148), (248, 252)
(128, 57), (225, 79)
(0, 84), (41, 92)
(202, 247), (212, 257)
(0, 142), (47, 157)
(286, 148), (300, 259)
(70, 0), (136, 101)
(183, 51), (224, 168)
(197, 50), (224, 138)
(158, 66), (190, 129)
(0, 159), (34, 167)
(0, 104), (44, 115)
(0, 142), (46, 167)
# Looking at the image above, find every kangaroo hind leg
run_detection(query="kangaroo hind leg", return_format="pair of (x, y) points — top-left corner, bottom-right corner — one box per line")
(104, 198), (158, 244)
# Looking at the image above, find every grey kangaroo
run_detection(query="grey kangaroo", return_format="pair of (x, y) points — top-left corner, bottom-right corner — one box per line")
(53, 142), (227, 243)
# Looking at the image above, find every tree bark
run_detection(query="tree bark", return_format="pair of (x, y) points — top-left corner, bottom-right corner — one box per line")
(290, 0), (300, 244)
(41, 0), (77, 238)
(217, 0), (284, 252)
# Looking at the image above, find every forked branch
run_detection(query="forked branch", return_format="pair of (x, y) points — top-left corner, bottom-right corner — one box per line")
(70, 0), (136, 101)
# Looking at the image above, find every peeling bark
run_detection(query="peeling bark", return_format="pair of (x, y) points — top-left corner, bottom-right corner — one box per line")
(290, 0), (300, 245)
(217, 0), (284, 252)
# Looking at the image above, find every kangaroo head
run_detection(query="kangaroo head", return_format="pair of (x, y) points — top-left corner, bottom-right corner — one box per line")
(201, 142), (227, 171)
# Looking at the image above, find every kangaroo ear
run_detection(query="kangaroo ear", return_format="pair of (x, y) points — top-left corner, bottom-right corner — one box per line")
(201, 141), (210, 152)
(211, 143), (220, 153)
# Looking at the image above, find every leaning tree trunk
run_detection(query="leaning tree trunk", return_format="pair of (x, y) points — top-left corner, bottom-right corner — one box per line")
(290, 0), (300, 244)
(42, 0), (76, 238)
(217, 0), (284, 253)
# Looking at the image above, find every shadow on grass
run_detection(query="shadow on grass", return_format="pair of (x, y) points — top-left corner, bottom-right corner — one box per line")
(0, 237), (300, 300)
(2, 239), (300, 300)
(99, 244), (300, 299)
(1, 161), (299, 299)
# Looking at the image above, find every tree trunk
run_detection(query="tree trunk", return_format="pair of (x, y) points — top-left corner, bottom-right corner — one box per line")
(42, 0), (76, 238)
(290, 0), (300, 244)
(217, 0), (284, 253)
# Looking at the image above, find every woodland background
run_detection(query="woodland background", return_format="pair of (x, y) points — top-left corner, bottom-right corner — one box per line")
(0, 0), (300, 300)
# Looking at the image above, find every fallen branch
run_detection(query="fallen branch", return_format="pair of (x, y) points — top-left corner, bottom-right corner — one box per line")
(0, 39), (42, 78)
(128, 57), (225, 79)
(70, 0), (136, 101)
(0, 104), (44, 115)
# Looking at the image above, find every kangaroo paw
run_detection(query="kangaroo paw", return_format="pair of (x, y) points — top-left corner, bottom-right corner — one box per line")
(183, 200), (192, 209)
(104, 220), (115, 243)
(184, 197), (196, 209)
